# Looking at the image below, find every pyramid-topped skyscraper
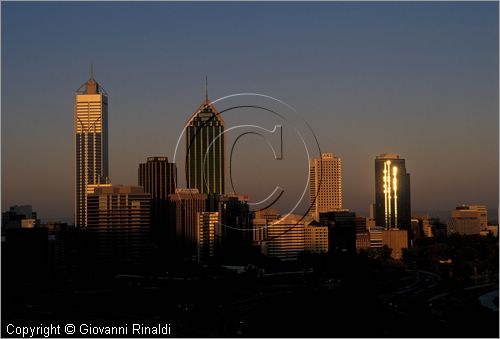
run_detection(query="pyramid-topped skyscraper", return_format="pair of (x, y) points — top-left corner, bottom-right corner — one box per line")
(185, 79), (225, 194)
(74, 66), (109, 227)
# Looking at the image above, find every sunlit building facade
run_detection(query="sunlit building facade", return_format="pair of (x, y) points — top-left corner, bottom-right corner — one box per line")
(456, 205), (488, 230)
(355, 232), (371, 252)
(375, 153), (411, 230)
(309, 153), (342, 220)
(185, 85), (225, 195)
(447, 205), (485, 235)
(263, 214), (305, 261)
(75, 71), (109, 227)
(138, 156), (177, 202)
(382, 229), (408, 260)
(197, 211), (220, 263)
(304, 222), (329, 253)
(369, 226), (384, 248)
(252, 208), (279, 244)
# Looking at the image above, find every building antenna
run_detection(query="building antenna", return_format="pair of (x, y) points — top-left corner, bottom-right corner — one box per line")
(90, 63), (94, 80)
(205, 76), (208, 103)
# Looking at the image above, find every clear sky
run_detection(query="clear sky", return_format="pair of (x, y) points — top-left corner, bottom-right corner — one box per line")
(2, 2), (498, 222)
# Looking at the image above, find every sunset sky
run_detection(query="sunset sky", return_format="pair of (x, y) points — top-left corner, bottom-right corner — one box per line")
(2, 2), (498, 222)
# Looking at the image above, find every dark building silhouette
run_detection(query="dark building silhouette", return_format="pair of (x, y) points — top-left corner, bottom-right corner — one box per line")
(2, 227), (49, 291)
(217, 194), (251, 262)
(138, 156), (177, 259)
(2, 205), (40, 231)
(320, 210), (356, 254)
(85, 184), (151, 272)
(168, 188), (208, 260)
(185, 80), (225, 195)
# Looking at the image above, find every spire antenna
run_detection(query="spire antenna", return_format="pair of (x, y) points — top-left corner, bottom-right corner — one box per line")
(90, 63), (94, 80)
(205, 76), (208, 103)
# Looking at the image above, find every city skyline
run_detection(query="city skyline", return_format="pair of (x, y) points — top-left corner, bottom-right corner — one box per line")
(2, 2), (498, 222)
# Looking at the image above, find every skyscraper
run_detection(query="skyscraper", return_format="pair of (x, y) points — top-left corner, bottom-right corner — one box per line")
(75, 68), (109, 227)
(138, 156), (177, 260)
(197, 211), (220, 263)
(138, 157), (177, 201)
(374, 153), (411, 230)
(185, 80), (225, 194)
(309, 153), (342, 220)
(168, 188), (208, 258)
(217, 193), (251, 261)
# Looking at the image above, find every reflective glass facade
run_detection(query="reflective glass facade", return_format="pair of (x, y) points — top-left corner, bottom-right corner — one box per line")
(185, 101), (224, 194)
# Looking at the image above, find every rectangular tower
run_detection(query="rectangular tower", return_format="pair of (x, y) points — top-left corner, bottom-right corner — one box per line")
(75, 73), (108, 227)
(168, 188), (208, 259)
(374, 153), (411, 231)
(197, 211), (220, 263)
(86, 184), (151, 267)
(309, 153), (342, 220)
(138, 157), (177, 200)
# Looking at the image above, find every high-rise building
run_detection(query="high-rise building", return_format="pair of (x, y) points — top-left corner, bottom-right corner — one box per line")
(197, 211), (220, 263)
(374, 153), (411, 230)
(138, 157), (177, 249)
(86, 184), (151, 267)
(168, 188), (208, 259)
(309, 153), (342, 220)
(138, 156), (177, 201)
(304, 221), (329, 253)
(75, 69), (109, 227)
(185, 81), (225, 195)
(217, 194), (252, 261)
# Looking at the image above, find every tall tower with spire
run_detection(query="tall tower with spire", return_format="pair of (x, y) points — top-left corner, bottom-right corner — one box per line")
(74, 66), (109, 227)
(185, 78), (225, 194)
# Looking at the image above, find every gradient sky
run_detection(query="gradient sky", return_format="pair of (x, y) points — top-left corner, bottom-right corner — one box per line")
(2, 2), (498, 222)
